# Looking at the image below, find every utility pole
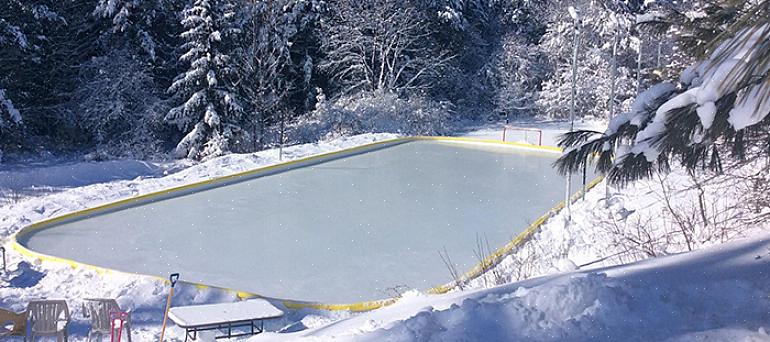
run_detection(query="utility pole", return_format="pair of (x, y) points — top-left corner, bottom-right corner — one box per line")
(565, 6), (581, 221)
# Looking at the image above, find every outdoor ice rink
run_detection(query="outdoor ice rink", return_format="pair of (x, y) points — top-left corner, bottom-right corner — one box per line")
(18, 139), (590, 304)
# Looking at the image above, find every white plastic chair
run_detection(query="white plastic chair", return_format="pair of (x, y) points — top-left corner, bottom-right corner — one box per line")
(82, 298), (132, 342)
(26, 300), (70, 342)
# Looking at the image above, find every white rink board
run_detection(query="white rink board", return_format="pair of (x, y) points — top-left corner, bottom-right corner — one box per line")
(20, 140), (590, 303)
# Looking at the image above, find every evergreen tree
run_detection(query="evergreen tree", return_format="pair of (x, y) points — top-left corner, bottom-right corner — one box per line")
(166, 0), (245, 159)
(556, 0), (770, 184)
(1, 0), (92, 152)
(0, 1), (60, 130)
(92, 0), (183, 78)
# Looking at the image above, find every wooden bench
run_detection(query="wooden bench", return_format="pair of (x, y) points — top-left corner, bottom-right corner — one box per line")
(168, 299), (284, 341)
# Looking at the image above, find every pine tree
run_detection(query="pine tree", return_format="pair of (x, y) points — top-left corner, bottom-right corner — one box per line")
(93, 0), (183, 64)
(166, 0), (245, 160)
(555, 0), (770, 184)
(0, 0), (72, 151)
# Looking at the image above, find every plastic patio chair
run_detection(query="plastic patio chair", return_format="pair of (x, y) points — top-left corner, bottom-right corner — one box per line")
(26, 300), (70, 342)
(82, 298), (132, 342)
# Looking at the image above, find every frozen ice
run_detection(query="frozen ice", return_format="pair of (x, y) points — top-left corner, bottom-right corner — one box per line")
(20, 140), (593, 304)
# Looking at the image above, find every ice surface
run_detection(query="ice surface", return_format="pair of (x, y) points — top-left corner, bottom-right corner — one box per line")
(20, 140), (591, 303)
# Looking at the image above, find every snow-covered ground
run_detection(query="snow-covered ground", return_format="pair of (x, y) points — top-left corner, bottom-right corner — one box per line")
(250, 232), (770, 341)
(1, 120), (768, 341)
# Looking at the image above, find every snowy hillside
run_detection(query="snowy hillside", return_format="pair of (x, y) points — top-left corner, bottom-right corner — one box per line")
(250, 233), (770, 341)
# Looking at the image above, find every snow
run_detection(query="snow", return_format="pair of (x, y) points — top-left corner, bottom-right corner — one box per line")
(655, 87), (697, 121)
(606, 22), (769, 164)
(568, 6), (579, 20)
(627, 87), (697, 161)
(635, 12), (665, 24)
(207, 69), (218, 87)
(679, 64), (698, 85)
(0, 159), (164, 190)
(250, 233), (770, 341)
(650, 24), (770, 134)
(168, 299), (283, 327)
(729, 81), (770, 130)
(695, 101), (716, 130)
(2, 24), (29, 49)
(0, 89), (22, 124)
(606, 82), (675, 133)
(204, 103), (219, 126)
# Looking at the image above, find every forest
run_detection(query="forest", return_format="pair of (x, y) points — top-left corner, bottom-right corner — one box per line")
(0, 0), (745, 160)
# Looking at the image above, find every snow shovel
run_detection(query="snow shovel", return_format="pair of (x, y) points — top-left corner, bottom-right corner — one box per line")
(159, 273), (180, 342)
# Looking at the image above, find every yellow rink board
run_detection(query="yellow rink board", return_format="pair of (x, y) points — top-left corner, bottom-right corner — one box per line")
(10, 136), (601, 312)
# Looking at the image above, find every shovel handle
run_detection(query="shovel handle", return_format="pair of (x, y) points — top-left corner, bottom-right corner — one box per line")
(169, 273), (180, 287)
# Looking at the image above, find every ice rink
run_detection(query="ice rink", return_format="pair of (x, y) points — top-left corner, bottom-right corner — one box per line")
(19, 139), (591, 304)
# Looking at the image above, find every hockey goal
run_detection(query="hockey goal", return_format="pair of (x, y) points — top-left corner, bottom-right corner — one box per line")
(501, 125), (543, 146)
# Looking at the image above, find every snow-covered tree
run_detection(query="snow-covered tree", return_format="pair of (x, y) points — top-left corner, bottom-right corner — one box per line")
(166, 0), (245, 160)
(492, 34), (550, 117)
(319, 0), (453, 95)
(93, 0), (184, 62)
(536, 0), (640, 119)
(74, 49), (165, 156)
(556, 0), (770, 184)
(0, 89), (21, 129)
(236, 0), (323, 150)
(0, 1), (71, 154)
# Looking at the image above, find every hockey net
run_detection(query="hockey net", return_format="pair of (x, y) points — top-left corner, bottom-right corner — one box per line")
(501, 125), (543, 146)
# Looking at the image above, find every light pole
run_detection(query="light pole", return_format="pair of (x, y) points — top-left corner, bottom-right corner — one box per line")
(565, 6), (581, 221)
(606, 18), (620, 201)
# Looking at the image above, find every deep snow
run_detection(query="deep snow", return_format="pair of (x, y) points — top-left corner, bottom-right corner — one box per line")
(249, 233), (770, 341)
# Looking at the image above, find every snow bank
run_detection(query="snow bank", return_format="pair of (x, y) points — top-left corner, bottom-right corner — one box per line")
(250, 234), (770, 341)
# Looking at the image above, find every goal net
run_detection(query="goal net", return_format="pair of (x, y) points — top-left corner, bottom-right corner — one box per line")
(501, 126), (543, 146)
